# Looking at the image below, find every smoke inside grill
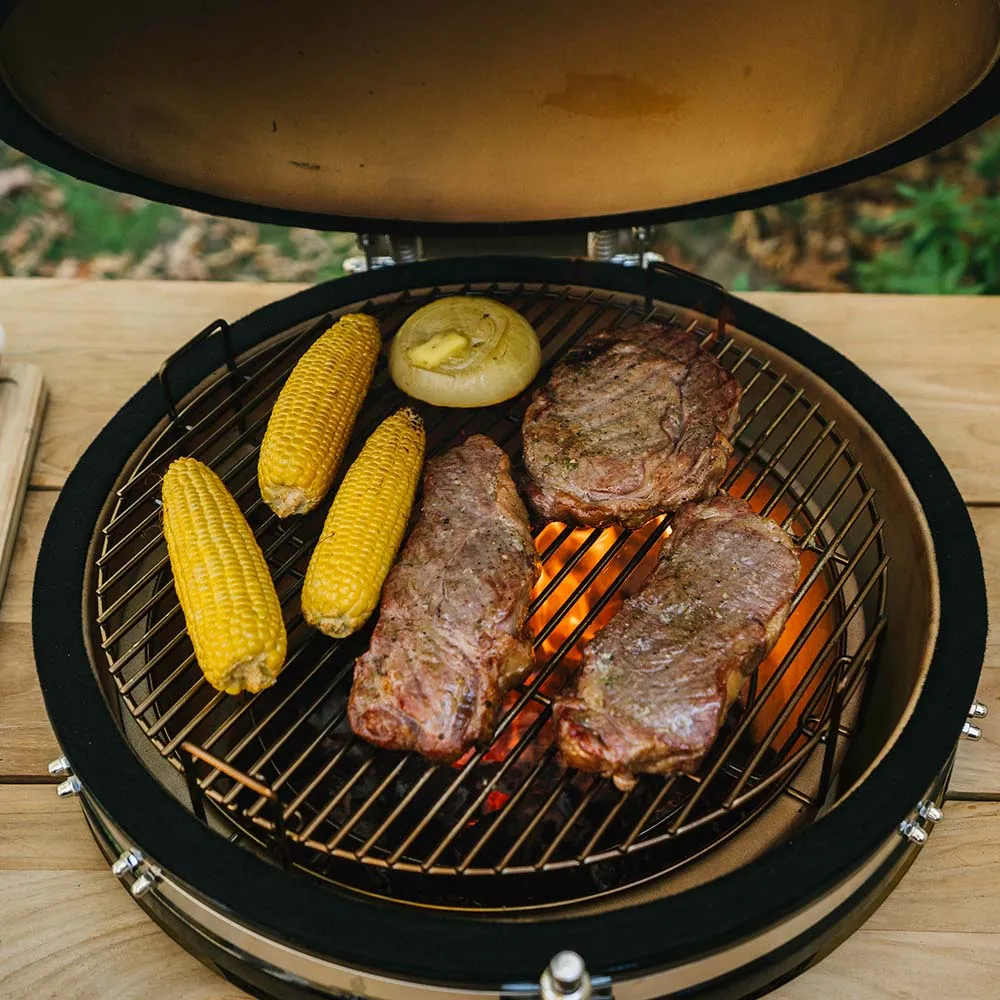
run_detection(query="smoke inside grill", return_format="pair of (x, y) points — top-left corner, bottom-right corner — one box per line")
(91, 281), (887, 909)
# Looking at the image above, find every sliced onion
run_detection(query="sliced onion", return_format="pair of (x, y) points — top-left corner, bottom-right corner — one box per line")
(389, 296), (542, 408)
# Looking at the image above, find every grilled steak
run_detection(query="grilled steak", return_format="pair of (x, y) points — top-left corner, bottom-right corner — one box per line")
(348, 435), (540, 763)
(555, 495), (800, 789)
(522, 322), (741, 529)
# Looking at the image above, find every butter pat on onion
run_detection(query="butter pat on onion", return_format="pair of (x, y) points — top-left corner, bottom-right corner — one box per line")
(389, 296), (541, 407)
(407, 331), (472, 371)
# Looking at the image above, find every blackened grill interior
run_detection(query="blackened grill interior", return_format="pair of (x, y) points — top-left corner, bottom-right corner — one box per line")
(90, 282), (886, 910)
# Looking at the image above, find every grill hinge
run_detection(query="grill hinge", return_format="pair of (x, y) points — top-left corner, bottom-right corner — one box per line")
(342, 229), (664, 272)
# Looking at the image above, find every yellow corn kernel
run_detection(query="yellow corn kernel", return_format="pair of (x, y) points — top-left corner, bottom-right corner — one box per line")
(302, 407), (425, 638)
(258, 313), (381, 518)
(162, 457), (286, 695)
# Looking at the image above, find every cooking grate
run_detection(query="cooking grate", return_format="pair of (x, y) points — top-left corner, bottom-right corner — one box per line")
(90, 280), (887, 909)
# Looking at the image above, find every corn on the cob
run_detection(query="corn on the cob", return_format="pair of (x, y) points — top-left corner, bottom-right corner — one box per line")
(258, 313), (381, 518)
(302, 407), (425, 638)
(163, 457), (286, 694)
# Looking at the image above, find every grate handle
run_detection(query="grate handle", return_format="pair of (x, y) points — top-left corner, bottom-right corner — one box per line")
(157, 318), (236, 426)
(180, 740), (292, 869)
(180, 744), (208, 824)
(644, 258), (731, 344)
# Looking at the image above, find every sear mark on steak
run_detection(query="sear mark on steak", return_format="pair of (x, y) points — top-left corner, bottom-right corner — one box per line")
(348, 435), (541, 763)
(522, 322), (741, 529)
(554, 495), (800, 790)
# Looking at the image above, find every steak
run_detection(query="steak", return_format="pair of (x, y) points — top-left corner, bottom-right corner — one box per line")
(522, 322), (741, 529)
(554, 495), (800, 789)
(348, 435), (540, 763)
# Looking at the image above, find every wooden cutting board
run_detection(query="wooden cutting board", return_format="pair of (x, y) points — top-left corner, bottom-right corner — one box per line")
(0, 362), (46, 600)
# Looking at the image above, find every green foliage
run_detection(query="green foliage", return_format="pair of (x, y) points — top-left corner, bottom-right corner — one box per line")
(0, 154), (179, 267)
(729, 271), (780, 293)
(889, 182), (970, 244)
(973, 128), (1000, 185)
(854, 179), (1000, 294)
(55, 183), (180, 262)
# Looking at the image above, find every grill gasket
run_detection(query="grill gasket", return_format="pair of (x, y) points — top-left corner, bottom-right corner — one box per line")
(92, 280), (886, 908)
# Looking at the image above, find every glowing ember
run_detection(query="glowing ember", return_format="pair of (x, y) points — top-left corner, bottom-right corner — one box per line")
(480, 694), (548, 764)
(462, 520), (667, 767)
(484, 790), (511, 813)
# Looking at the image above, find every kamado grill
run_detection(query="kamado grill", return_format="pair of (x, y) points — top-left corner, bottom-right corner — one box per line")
(1, 2), (994, 998)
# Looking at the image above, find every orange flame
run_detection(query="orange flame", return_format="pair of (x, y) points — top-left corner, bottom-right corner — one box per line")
(529, 517), (666, 670)
(468, 520), (666, 766)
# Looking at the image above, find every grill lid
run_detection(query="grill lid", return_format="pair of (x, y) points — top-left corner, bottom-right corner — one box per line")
(1, 0), (999, 234)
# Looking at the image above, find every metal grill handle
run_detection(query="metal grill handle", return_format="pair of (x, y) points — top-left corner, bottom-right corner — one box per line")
(644, 258), (731, 343)
(157, 318), (236, 426)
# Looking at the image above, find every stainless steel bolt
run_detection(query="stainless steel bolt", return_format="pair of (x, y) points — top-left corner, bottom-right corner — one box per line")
(47, 755), (70, 776)
(130, 871), (158, 897)
(918, 801), (944, 823)
(550, 952), (585, 992)
(969, 701), (989, 720)
(541, 950), (591, 1000)
(962, 721), (983, 741)
(56, 775), (81, 797)
(342, 255), (369, 274)
(112, 850), (143, 878)
(900, 820), (928, 844)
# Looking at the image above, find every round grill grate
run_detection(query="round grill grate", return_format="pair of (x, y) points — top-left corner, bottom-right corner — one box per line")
(91, 281), (886, 909)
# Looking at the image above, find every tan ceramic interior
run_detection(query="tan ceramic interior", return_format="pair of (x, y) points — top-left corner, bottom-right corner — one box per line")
(2, 0), (998, 224)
